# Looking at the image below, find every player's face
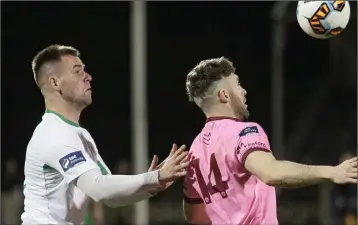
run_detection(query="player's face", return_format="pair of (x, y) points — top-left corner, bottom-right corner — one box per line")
(58, 55), (92, 108)
(228, 74), (249, 120)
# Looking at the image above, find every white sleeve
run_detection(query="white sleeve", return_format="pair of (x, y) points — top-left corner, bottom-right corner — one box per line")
(92, 156), (155, 207)
(92, 157), (156, 207)
(103, 190), (154, 208)
(76, 168), (160, 204)
(45, 145), (98, 183)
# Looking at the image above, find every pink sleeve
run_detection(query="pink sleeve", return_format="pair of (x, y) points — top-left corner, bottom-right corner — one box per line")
(236, 123), (271, 165)
(183, 158), (203, 204)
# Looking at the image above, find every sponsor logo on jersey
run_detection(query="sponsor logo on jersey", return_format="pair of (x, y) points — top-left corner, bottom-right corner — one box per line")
(237, 141), (267, 153)
(59, 151), (86, 172)
(239, 126), (259, 137)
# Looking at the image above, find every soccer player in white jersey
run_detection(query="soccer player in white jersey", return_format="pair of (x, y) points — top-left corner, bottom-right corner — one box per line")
(21, 45), (189, 224)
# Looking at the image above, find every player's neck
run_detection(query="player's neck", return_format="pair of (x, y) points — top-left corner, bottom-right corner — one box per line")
(45, 99), (82, 125)
(205, 109), (238, 120)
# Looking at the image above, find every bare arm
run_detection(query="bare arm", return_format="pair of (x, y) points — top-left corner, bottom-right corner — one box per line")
(245, 151), (357, 188)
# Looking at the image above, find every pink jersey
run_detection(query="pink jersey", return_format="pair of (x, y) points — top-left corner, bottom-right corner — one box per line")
(184, 117), (278, 225)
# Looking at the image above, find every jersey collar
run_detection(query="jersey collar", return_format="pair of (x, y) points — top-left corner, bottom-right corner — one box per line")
(206, 116), (241, 123)
(45, 109), (80, 127)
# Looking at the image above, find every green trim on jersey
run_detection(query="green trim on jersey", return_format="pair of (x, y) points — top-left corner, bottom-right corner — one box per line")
(45, 109), (80, 127)
(97, 161), (109, 175)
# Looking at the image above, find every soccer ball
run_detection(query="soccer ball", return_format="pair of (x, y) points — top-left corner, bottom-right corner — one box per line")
(296, 1), (351, 39)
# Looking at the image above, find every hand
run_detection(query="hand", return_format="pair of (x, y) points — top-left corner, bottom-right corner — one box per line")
(147, 144), (187, 194)
(148, 145), (176, 195)
(154, 144), (181, 191)
(158, 144), (189, 183)
(331, 156), (357, 184)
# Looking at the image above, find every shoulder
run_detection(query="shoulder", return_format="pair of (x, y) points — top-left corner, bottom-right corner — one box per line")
(30, 118), (83, 153)
(212, 121), (266, 139)
(237, 122), (267, 138)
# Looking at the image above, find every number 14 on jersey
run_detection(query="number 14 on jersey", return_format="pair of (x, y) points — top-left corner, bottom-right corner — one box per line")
(190, 153), (229, 204)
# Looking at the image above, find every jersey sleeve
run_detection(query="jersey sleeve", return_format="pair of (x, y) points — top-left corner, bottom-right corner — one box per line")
(236, 123), (272, 165)
(183, 160), (203, 204)
(45, 141), (99, 184)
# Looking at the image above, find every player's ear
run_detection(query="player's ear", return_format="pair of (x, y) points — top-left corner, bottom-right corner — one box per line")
(49, 76), (61, 92)
(218, 89), (229, 103)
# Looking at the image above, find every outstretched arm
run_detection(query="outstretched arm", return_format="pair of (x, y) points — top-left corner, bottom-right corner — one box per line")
(76, 144), (189, 207)
(245, 151), (357, 188)
(76, 168), (160, 206)
(89, 155), (161, 208)
(235, 123), (357, 188)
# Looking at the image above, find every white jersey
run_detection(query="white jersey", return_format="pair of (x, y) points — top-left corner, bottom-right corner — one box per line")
(21, 110), (111, 224)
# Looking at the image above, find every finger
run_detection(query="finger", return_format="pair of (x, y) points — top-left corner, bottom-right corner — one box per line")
(148, 155), (159, 171)
(347, 157), (357, 163)
(350, 161), (358, 167)
(157, 158), (167, 168)
(174, 162), (190, 171)
(349, 167), (357, 173)
(348, 173), (357, 178)
(180, 156), (188, 165)
(176, 161), (190, 170)
(175, 170), (187, 177)
(148, 155), (155, 170)
(346, 178), (357, 184)
(175, 150), (189, 163)
(153, 155), (159, 165)
(169, 144), (177, 157)
(173, 145), (186, 157)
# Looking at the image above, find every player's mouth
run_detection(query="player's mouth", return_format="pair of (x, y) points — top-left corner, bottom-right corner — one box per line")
(243, 99), (247, 108)
(86, 88), (92, 93)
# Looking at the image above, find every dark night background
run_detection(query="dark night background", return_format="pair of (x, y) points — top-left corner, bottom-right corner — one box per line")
(1, 1), (357, 225)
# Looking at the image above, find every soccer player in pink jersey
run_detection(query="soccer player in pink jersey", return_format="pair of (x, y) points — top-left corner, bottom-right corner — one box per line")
(182, 57), (357, 225)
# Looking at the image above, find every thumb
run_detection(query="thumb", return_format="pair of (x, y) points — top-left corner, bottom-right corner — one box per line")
(148, 155), (159, 171)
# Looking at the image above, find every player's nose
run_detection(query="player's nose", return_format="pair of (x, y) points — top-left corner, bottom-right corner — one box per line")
(85, 72), (92, 82)
(242, 88), (247, 96)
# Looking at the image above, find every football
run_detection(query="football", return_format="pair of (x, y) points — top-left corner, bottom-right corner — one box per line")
(296, 1), (351, 39)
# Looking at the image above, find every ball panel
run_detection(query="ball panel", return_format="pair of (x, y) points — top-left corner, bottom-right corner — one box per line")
(332, 0), (346, 11)
(326, 1), (350, 29)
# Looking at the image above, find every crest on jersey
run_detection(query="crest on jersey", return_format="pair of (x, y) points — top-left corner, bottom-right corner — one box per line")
(79, 133), (97, 161)
(239, 126), (259, 137)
